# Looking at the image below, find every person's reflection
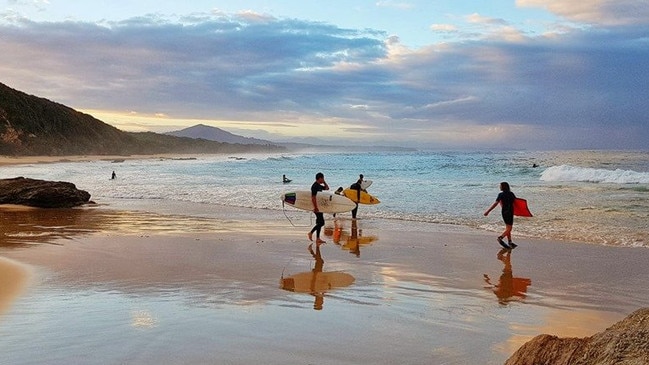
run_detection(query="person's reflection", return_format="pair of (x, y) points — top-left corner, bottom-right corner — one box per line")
(483, 249), (531, 305)
(347, 219), (360, 257)
(280, 244), (355, 311)
(308, 243), (325, 310)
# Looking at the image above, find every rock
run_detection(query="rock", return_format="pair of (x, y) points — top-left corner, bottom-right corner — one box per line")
(505, 307), (649, 365)
(0, 177), (91, 208)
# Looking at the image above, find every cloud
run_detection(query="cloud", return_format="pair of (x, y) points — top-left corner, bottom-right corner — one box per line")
(430, 24), (458, 33)
(466, 13), (508, 26)
(375, 1), (414, 10)
(517, 0), (649, 26)
(0, 7), (648, 149)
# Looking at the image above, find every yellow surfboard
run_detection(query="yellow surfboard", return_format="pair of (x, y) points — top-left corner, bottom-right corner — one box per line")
(343, 188), (380, 205)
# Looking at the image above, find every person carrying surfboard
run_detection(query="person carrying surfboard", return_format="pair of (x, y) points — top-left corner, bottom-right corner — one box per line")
(484, 182), (518, 249)
(308, 172), (329, 245)
(350, 174), (365, 219)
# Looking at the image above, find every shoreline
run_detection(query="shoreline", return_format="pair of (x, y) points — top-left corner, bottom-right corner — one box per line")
(0, 153), (220, 167)
(1, 203), (648, 364)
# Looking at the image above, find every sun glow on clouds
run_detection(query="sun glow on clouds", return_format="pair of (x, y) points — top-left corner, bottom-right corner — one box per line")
(80, 109), (371, 140)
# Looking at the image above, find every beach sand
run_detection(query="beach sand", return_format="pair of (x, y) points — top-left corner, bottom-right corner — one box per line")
(1, 204), (648, 365)
(0, 154), (202, 167)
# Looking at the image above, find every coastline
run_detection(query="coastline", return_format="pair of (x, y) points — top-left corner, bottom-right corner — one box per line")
(0, 154), (209, 167)
(1, 202), (648, 364)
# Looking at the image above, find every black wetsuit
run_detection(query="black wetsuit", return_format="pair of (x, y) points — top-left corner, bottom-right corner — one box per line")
(497, 191), (516, 225)
(350, 181), (362, 219)
(310, 182), (325, 237)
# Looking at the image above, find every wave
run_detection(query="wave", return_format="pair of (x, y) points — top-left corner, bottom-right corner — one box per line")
(540, 165), (649, 184)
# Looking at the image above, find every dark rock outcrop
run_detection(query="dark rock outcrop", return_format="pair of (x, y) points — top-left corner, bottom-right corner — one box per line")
(505, 307), (649, 365)
(0, 177), (90, 208)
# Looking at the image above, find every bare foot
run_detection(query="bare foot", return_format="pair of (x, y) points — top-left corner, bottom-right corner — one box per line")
(316, 239), (326, 246)
(307, 232), (313, 241)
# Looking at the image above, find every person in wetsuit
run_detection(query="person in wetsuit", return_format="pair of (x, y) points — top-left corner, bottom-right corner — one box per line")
(484, 181), (517, 249)
(350, 174), (364, 219)
(308, 172), (329, 245)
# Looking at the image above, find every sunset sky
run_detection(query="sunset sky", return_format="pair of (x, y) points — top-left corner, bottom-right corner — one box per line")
(1, 0), (647, 149)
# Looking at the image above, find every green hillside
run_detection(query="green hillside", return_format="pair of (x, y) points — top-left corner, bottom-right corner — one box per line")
(0, 82), (283, 156)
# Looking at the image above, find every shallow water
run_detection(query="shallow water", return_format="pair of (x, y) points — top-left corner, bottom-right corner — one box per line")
(1, 150), (648, 247)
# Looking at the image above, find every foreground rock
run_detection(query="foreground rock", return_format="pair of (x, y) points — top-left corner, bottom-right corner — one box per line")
(506, 307), (649, 365)
(0, 177), (91, 208)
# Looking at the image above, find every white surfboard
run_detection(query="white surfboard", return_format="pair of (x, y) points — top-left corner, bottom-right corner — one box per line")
(360, 179), (372, 190)
(281, 191), (356, 214)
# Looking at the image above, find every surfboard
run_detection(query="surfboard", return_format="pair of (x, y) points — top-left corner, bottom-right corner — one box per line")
(281, 191), (356, 214)
(280, 271), (355, 293)
(343, 188), (380, 205)
(513, 198), (533, 217)
(342, 235), (378, 251)
(360, 179), (372, 190)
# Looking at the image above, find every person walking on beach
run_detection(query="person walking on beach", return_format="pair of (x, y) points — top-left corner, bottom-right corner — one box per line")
(350, 174), (364, 219)
(111, 171), (116, 180)
(308, 172), (329, 245)
(484, 182), (518, 249)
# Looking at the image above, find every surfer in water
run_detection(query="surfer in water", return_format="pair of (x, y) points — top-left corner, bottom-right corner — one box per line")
(350, 174), (364, 219)
(308, 172), (329, 245)
(484, 182), (518, 249)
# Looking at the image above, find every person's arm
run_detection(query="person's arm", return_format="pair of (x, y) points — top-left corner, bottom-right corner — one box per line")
(322, 180), (329, 191)
(484, 201), (499, 216)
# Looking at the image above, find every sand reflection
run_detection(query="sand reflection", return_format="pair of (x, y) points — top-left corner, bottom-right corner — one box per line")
(484, 249), (532, 305)
(0, 205), (238, 247)
(280, 244), (355, 310)
(325, 218), (378, 257)
(0, 257), (30, 315)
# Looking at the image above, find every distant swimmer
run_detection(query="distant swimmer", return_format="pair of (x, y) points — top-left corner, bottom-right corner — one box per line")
(532, 163), (539, 168)
(484, 182), (518, 250)
(282, 174), (292, 183)
(111, 171), (116, 180)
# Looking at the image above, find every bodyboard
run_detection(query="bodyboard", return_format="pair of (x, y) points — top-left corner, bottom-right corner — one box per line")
(513, 198), (533, 217)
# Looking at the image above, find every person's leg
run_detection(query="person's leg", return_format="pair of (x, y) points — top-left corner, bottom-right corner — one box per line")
(315, 213), (326, 244)
(351, 204), (358, 219)
(504, 224), (512, 242)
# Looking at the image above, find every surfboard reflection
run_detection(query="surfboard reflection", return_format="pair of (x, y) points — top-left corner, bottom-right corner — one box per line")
(325, 219), (378, 257)
(483, 249), (532, 305)
(280, 244), (355, 310)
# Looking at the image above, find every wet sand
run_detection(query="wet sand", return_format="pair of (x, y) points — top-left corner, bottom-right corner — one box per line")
(0, 257), (30, 316)
(1, 205), (648, 364)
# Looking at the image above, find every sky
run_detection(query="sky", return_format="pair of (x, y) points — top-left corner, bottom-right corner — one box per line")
(1, 0), (648, 149)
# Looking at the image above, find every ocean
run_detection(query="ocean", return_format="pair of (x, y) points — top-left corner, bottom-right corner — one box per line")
(2, 150), (648, 247)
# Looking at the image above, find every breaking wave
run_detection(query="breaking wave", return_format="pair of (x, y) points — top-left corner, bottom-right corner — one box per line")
(541, 165), (649, 184)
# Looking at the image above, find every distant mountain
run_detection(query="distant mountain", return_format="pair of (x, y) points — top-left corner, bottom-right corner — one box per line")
(166, 124), (275, 145)
(0, 82), (284, 156)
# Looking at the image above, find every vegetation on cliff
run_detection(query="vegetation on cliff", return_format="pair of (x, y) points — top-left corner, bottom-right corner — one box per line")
(0, 82), (284, 156)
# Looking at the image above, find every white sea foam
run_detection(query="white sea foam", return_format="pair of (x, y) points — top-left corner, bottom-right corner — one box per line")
(540, 165), (649, 184)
